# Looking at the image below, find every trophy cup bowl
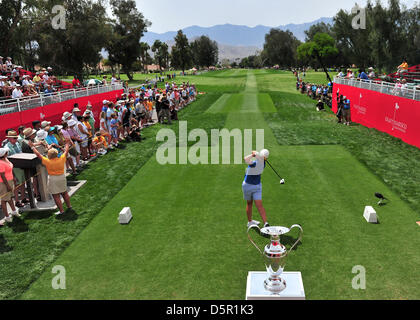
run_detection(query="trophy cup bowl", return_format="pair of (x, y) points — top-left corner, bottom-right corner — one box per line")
(248, 225), (303, 294)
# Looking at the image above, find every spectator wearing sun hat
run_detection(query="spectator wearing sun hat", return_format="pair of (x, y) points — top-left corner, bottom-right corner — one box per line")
(35, 129), (50, 157)
(0, 147), (21, 226)
(41, 120), (52, 131)
(21, 128), (37, 154)
(84, 106), (95, 136)
(61, 121), (80, 171)
(62, 111), (72, 122)
(72, 104), (81, 121)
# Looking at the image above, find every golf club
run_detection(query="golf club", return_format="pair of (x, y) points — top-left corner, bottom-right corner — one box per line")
(266, 160), (285, 184)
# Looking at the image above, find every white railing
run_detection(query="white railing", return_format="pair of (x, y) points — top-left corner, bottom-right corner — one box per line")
(0, 83), (124, 116)
(334, 77), (420, 101)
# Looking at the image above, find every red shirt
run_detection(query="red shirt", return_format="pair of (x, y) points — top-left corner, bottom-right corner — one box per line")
(72, 78), (81, 87)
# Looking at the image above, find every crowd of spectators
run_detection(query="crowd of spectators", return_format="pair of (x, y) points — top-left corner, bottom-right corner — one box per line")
(296, 78), (333, 109)
(0, 55), (60, 100)
(0, 80), (197, 224)
(295, 73), (352, 125)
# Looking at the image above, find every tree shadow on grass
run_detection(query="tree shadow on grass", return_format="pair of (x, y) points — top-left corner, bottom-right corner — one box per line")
(0, 235), (12, 253)
(55, 209), (79, 222)
(8, 218), (29, 233)
(24, 210), (53, 221)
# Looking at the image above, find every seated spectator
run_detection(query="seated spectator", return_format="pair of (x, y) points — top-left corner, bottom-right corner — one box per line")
(358, 69), (369, 81)
(316, 99), (325, 112)
(397, 60), (409, 75)
(127, 125), (141, 142)
(368, 67), (376, 79)
(92, 131), (108, 155)
(12, 84), (23, 99)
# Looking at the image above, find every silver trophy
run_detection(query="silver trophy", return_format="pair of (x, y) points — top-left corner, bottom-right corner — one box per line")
(247, 225), (303, 294)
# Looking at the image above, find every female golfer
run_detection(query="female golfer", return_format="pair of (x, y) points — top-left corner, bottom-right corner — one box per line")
(243, 149), (270, 229)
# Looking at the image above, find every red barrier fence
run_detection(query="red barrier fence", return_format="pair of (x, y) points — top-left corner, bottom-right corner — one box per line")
(0, 89), (123, 141)
(333, 83), (420, 149)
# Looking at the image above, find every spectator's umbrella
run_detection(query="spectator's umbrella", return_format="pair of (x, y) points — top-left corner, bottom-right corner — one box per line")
(84, 79), (102, 86)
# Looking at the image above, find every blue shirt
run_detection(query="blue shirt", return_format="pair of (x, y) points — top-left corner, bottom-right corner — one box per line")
(45, 134), (63, 157)
(343, 99), (351, 109)
(359, 72), (368, 80)
(244, 159), (266, 185)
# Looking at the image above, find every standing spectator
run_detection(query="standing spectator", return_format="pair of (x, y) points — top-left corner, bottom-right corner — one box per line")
(72, 105), (81, 121)
(84, 107), (95, 137)
(109, 114), (119, 147)
(60, 122), (79, 173)
(29, 142), (72, 215)
(106, 102), (115, 131)
(99, 111), (112, 146)
(336, 94), (344, 124)
(76, 117), (90, 160)
(160, 93), (171, 125)
(5, 131), (26, 208)
(343, 96), (351, 126)
(32, 121), (42, 132)
(0, 148), (20, 226)
(111, 74), (118, 85)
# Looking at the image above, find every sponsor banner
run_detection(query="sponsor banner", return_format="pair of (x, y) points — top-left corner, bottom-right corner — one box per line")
(0, 89), (123, 141)
(333, 83), (420, 149)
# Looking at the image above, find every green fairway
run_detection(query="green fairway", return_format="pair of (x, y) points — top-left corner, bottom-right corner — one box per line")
(1, 69), (417, 300)
(20, 69), (420, 300)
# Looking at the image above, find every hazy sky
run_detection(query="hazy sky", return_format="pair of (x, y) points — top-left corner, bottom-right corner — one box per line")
(135, 0), (418, 33)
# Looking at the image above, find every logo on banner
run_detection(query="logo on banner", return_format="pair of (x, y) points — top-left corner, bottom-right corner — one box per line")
(385, 103), (407, 133)
(353, 93), (366, 115)
(40, 113), (45, 119)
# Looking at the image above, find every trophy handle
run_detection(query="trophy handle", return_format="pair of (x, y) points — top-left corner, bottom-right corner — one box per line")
(247, 225), (263, 255)
(288, 224), (303, 253)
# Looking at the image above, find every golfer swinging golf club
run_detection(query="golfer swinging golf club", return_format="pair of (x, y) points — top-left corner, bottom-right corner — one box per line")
(243, 149), (270, 229)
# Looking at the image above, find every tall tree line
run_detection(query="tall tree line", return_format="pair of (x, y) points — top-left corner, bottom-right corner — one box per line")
(0, 0), (220, 78)
(240, 0), (419, 74)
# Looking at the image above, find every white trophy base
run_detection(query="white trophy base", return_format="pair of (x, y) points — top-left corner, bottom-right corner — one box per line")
(246, 271), (305, 300)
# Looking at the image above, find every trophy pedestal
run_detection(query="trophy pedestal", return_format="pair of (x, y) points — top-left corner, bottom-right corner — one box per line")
(246, 272), (305, 300)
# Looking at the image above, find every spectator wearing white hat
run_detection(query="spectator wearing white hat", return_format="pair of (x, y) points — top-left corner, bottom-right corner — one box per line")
(74, 117), (90, 161)
(0, 147), (20, 226)
(61, 121), (80, 170)
(84, 105), (95, 136)
(35, 129), (50, 157)
(12, 84), (23, 99)
(62, 111), (72, 122)
(41, 121), (51, 131)
(5, 57), (13, 72)
(72, 104), (81, 121)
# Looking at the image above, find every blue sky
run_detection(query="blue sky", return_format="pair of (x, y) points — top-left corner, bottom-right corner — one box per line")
(135, 0), (418, 33)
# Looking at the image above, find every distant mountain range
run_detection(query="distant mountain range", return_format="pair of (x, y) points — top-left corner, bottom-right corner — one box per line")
(101, 17), (334, 62)
(143, 17), (333, 48)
